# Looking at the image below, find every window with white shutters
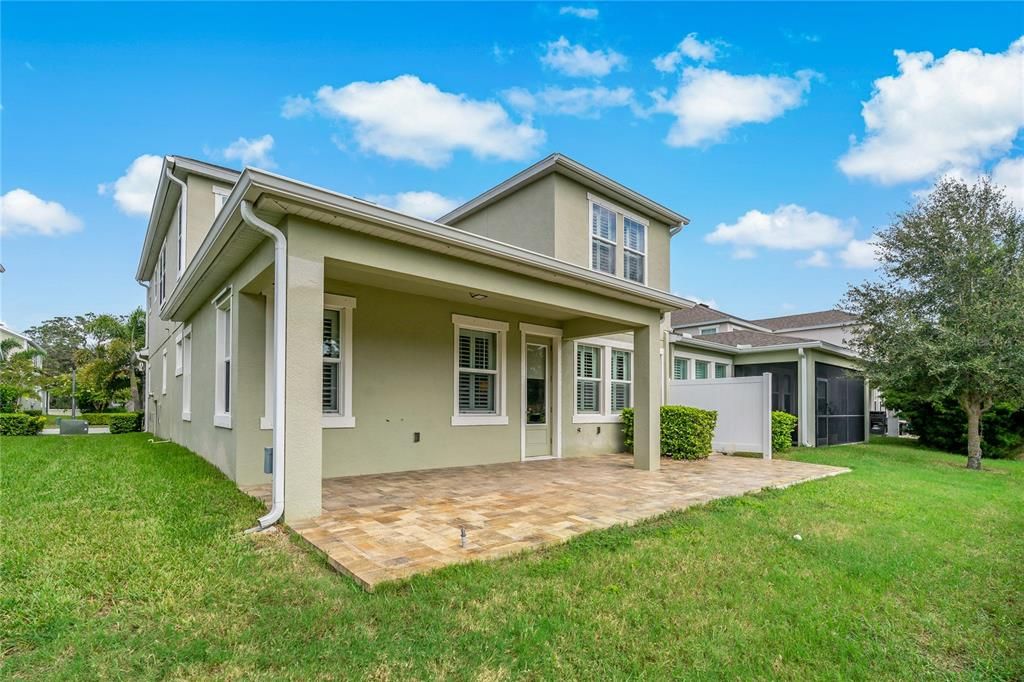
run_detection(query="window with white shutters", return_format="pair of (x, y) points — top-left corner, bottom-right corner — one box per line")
(451, 315), (507, 425)
(590, 203), (616, 275)
(214, 289), (232, 428)
(610, 349), (632, 413)
(673, 356), (688, 380)
(695, 360), (709, 380)
(715, 363), (728, 379)
(623, 217), (645, 284)
(576, 344), (601, 413)
(458, 329), (496, 414)
(322, 309), (342, 414)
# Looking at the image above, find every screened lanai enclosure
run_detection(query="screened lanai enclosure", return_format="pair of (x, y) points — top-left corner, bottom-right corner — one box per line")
(814, 363), (866, 446)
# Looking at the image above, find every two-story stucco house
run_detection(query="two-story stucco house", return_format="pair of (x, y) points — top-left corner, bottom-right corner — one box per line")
(0, 323), (46, 411)
(137, 153), (693, 527)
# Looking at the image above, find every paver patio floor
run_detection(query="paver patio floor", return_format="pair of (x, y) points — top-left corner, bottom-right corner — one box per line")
(246, 454), (848, 589)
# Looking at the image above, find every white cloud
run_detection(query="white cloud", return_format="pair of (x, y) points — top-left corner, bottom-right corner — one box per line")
(653, 33), (719, 72)
(839, 235), (882, 269)
(839, 37), (1024, 184)
(97, 154), (163, 216)
(992, 157), (1024, 209)
(503, 85), (635, 118)
(732, 247), (756, 260)
(492, 44), (514, 64)
(541, 37), (627, 78)
(651, 67), (818, 147)
(223, 134), (276, 168)
(559, 6), (598, 19)
(0, 189), (82, 237)
(707, 204), (853, 251)
(281, 95), (313, 119)
(365, 191), (461, 221)
(312, 75), (544, 168)
(798, 250), (831, 267)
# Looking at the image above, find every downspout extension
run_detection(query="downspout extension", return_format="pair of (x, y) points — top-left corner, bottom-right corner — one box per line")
(240, 200), (287, 532)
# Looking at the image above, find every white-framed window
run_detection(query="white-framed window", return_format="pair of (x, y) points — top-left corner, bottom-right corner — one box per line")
(672, 356), (689, 380)
(214, 288), (232, 428)
(146, 363), (152, 397)
(574, 338), (633, 422)
(176, 197), (187, 278)
(623, 217), (646, 284)
(715, 363), (728, 379)
(322, 294), (356, 428)
(610, 349), (633, 413)
(576, 344), (602, 414)
(182, 325), (192, 421)
(699, 326), (719, 335)
(161, 349), (167, 395)
(213, 186), (230, 218)
(590, 202), (617, 275)
(695, 360), (710, 380)
(174, 332), (183, 376)
(452, 314), (508, 426)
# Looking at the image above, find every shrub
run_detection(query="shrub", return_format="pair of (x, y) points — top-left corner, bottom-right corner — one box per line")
(622, 405), (718, 460)
(22, 409), (43, 417)
(108, 412), (144, 434)
(771, 411), (799, 453)
(79, 412), (132, 426)
(0, 385), (20, 413)
(885, 395), (1024, 460)
(0, 413), (46, 436)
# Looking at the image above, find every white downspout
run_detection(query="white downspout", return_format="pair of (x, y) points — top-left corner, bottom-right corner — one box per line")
(240, 200), (287, 531)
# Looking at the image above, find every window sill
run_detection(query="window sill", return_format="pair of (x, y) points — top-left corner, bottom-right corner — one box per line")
(182, 411), (191, 422)
(451, 415), (509, 426)
(322, 415), (356, 429)
(572, 413), (624, 424)
(214, 413), (232, 429)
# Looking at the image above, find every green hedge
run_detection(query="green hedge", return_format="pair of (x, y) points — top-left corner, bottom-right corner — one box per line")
(77, 412), (133, 426)
(0, 413), (46, 436)
(622, 405), (718, 460)
(108, 412), (144, 434)
(23, 409), (43, 417)
(771, 411), (799, 453)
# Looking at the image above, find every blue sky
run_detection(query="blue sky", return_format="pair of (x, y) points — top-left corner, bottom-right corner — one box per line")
(2, 2), (1022, 331)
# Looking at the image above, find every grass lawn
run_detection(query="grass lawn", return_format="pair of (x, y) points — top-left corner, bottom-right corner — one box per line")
(2, 435), (1022, 680)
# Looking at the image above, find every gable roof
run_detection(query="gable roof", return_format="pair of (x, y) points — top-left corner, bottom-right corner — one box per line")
(161, 166), (693, 322)
(438, 153), (689, 232)
(751, 309), (859, 331)
(669, 304), (770, 332)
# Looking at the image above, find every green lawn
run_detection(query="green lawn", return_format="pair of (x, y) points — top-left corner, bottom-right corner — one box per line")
(2, 435), (1022, 680)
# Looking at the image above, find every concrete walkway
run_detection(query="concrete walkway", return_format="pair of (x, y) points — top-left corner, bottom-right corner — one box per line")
(246, 454), (849, 590)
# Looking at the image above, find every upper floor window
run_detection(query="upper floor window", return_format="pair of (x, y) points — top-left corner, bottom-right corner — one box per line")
(157, 242), (167, 304)
(213, 186), (230, 218)
(590, 203), (616, 275)
(699, 326), (718, 335)
(588, 194), (649, 285)
(623, 217), (646, 284)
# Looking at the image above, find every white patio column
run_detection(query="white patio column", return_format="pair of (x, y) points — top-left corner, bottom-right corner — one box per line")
(633, 319), (661, 471)
(283, 233), (324, 522)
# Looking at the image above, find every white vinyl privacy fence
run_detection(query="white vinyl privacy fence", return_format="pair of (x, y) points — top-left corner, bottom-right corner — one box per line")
(668, 373), (772, 459)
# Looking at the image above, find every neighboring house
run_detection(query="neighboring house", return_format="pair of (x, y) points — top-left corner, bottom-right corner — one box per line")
(137, 153), (692, 524)
(0, 323), (46, 410)
(669, 305), (871, 447)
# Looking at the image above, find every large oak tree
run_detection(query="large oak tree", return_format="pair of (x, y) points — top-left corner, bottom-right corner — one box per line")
(844, 176), (1024, 469)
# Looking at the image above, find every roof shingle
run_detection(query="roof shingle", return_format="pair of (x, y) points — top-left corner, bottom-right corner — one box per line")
(750, 309), (858, 331)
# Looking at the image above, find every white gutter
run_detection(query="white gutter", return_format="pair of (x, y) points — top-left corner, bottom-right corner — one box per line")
(164, 169), (187, 275)
(239, 201), (287, 532)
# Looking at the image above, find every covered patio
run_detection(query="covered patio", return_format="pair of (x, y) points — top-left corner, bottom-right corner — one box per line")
(246, 454), (848, 589)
